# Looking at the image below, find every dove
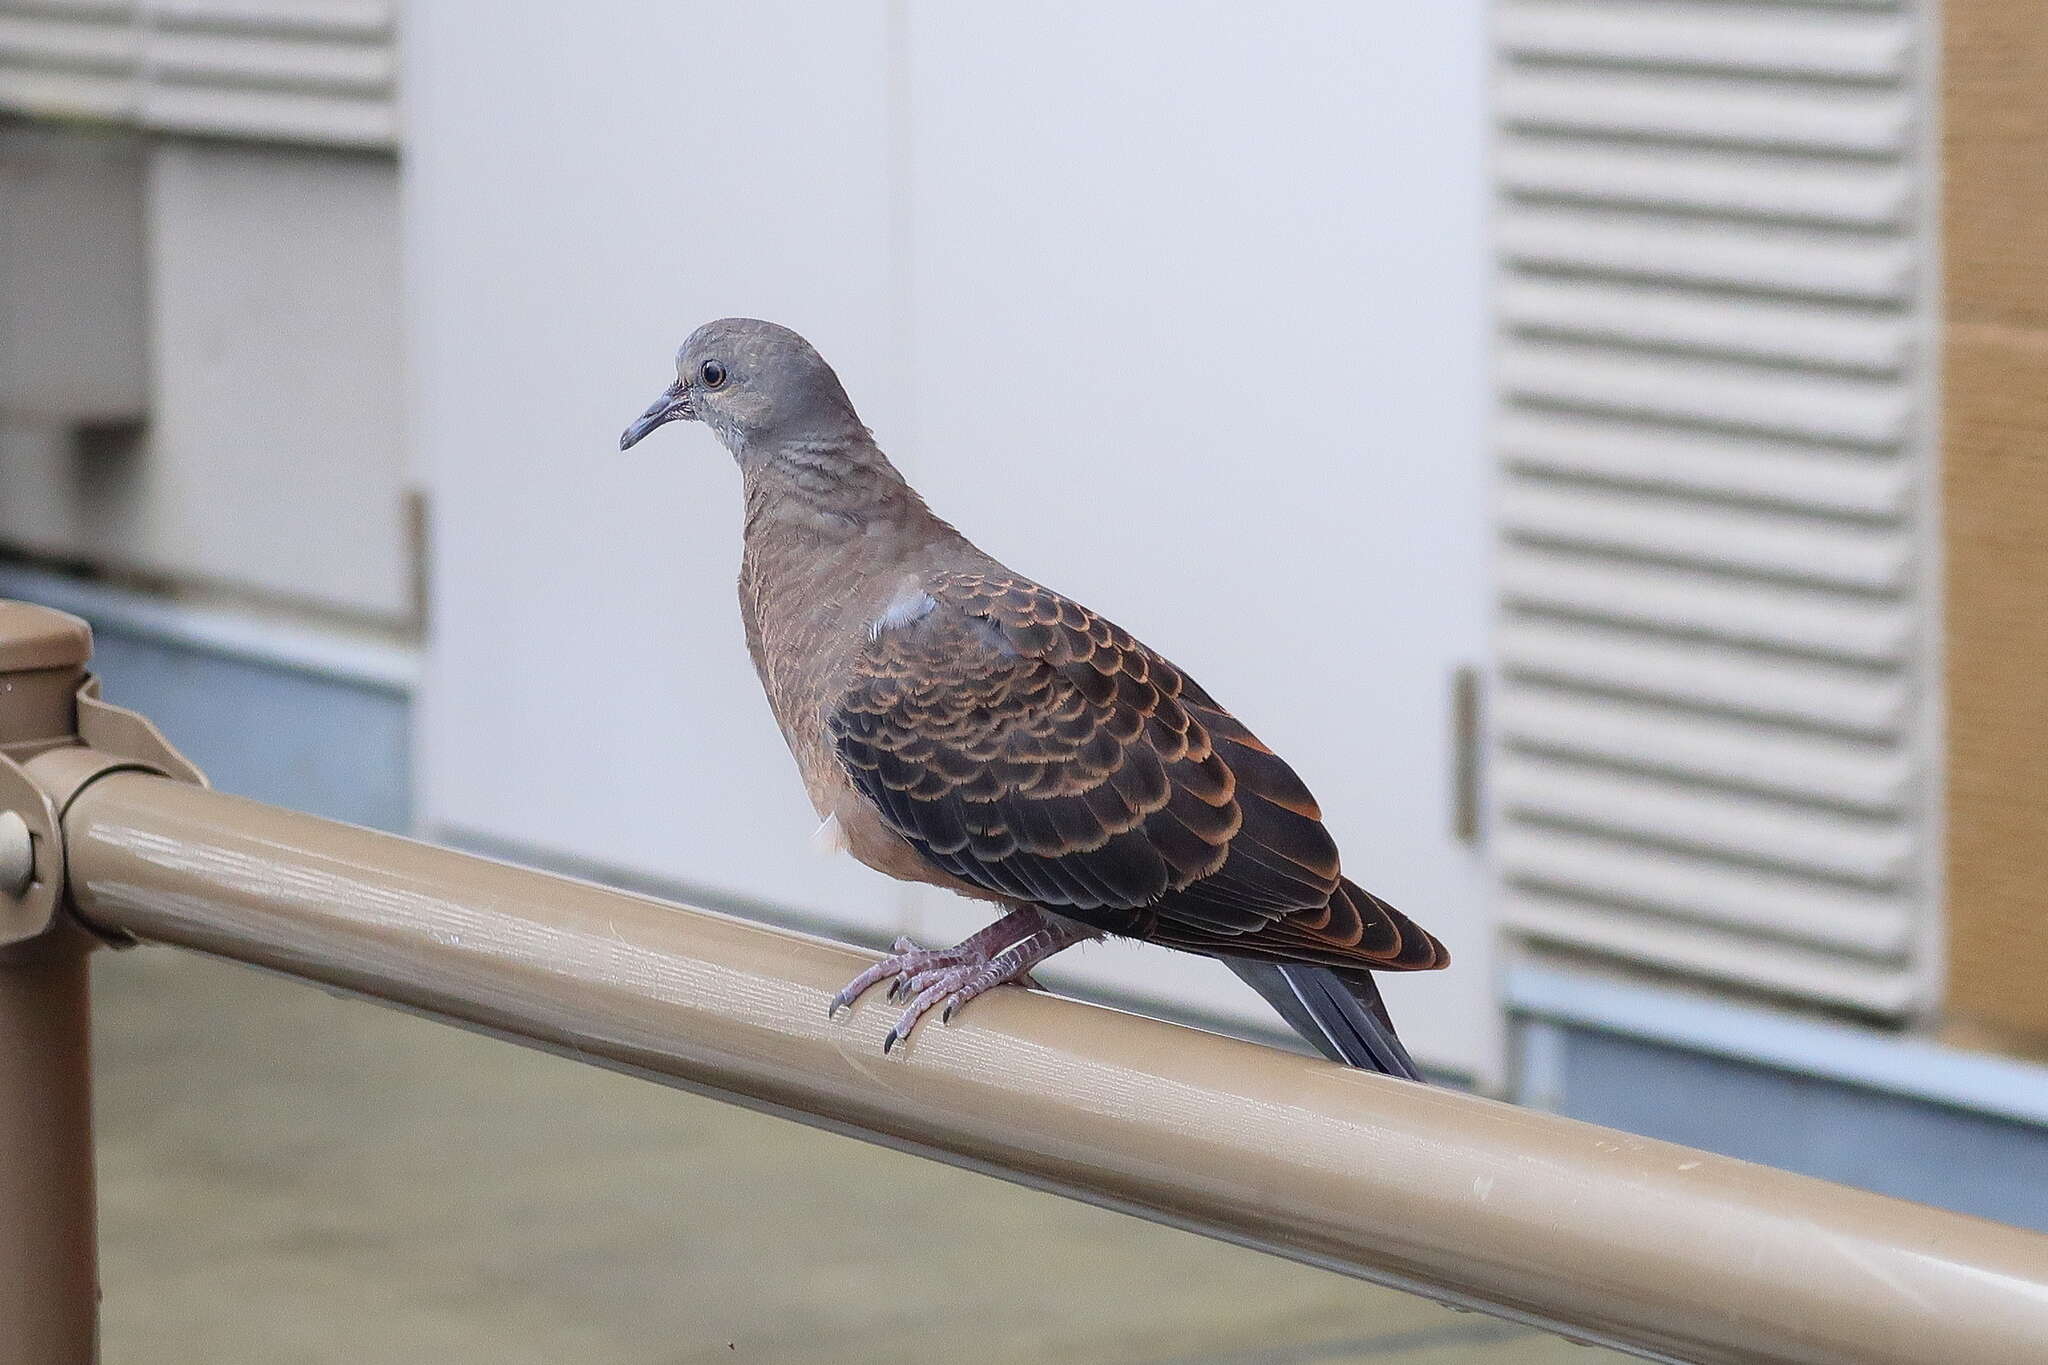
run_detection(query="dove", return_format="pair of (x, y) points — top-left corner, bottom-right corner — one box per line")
(621, 319), (1447, 1078)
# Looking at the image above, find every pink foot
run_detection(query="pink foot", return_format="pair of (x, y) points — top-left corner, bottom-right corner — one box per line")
(826, 907), (1094, 1053)
(827, 936), (975, 1018)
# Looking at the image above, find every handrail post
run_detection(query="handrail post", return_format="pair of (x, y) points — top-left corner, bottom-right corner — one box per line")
(0, 602), (99, 1365)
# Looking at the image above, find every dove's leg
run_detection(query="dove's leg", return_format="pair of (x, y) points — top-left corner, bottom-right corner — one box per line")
(826, 906), (1096, 1053)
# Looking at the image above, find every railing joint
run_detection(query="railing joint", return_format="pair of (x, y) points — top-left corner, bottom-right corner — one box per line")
(0, 603), (205, 951)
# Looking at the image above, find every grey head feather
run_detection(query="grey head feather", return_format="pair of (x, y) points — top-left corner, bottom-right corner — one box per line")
(624, 319), (933, 539)
(623, 317), (870, 460)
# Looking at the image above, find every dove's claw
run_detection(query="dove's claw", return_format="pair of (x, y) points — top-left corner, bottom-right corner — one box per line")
(829, 948), (943, 1017)
(828, 976), (879, 1018)
(825, 907), (1097, 1054)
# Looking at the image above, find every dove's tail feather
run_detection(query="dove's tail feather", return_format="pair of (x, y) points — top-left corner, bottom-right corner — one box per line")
(1225, 959), (1425, 1081)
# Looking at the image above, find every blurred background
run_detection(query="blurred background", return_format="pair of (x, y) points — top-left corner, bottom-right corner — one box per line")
(1, 0), (2043, 1360)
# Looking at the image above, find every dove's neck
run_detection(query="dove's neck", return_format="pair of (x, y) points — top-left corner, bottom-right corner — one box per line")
(735, 433), (970, 770)
(739, 434), (952, 551)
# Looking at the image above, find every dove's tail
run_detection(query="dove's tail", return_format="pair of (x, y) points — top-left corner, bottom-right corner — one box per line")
(1225, 959), (1425, 1081)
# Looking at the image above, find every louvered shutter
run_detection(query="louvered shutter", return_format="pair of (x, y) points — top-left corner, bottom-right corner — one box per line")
(0, 1), (396, 149)
(1491, 0), (1939, 1015)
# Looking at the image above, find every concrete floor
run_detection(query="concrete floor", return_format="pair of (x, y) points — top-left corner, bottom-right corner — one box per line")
(91, 948), (1619, 1364)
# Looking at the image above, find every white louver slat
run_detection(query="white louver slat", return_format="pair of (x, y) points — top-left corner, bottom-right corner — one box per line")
(1491, 0), (1939, 1015)
(1499, 67), (1914, 154)
(1497, 142), (1914, 227)
(1500, 209), (1916, 300)
(1498, 2), (1914, 79)
(1500, 618), (1912, 736)
(1497, 688), (1913, 812)
(1500, 546), (1916, 661)
(1502, 343), (1913, 446)
(0, 7), (138, 120)
(1499, 413), (1914, 516)
(0, 1), (395, 149)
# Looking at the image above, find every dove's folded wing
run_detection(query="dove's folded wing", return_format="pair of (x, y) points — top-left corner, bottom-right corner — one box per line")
(829, 572), (1446, 973)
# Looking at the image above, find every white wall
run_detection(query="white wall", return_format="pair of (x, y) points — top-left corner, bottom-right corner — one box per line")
(406, 1), (908, 943)
(406, 1), (1496, 1079)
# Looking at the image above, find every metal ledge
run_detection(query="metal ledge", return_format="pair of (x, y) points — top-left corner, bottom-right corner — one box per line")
(1509, 963), (2048, 1130)
(0, 564), (418, 695)
(57, 772), (2048, 1365)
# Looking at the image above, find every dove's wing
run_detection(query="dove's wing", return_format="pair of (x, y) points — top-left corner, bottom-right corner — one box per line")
(828, 571), (1447, 974)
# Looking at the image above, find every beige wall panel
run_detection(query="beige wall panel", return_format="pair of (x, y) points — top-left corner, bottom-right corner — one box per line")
(1943, 0), (2048, 1046)
(1943, 323), (2048, 1044)
(1944, 1), (2048, 331)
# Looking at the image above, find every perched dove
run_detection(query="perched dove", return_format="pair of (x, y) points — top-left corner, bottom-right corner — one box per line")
(622, 319), (1447, 1078)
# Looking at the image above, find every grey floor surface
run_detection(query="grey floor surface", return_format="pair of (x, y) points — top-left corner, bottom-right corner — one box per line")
(92, 947), (1620, 1364)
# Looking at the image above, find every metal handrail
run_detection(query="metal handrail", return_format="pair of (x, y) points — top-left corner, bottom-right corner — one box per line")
(2, 598), (2046, 1365)
(53, 771), (2048, 1365)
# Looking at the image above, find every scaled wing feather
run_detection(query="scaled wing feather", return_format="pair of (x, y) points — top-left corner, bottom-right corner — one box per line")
(829, 573), (1448, 973)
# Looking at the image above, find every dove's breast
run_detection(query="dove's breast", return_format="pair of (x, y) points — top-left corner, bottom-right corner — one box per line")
(737, 515), (1010, 902)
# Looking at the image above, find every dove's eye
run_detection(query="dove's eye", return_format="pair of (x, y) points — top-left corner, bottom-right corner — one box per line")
(700, 360), (727, 389)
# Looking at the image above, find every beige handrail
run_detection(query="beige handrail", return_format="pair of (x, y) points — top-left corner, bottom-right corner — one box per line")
(51, 769), (2048, 1365)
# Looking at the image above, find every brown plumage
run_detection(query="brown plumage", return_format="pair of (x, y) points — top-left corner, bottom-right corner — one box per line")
(834, 571), (1445, 973)
(623, 318), (1447, 1075)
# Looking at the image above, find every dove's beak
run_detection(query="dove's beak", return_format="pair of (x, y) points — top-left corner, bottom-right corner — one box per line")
(619, 384), (694, 450)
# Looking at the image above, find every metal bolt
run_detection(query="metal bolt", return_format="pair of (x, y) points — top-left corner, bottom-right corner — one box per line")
(0, 810), (32, 899)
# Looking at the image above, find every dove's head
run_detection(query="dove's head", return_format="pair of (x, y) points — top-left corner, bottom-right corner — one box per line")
(620, 318), (865, 459)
